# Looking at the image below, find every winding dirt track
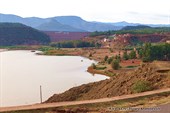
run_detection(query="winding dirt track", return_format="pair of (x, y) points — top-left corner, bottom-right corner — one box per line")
(0, 88), (170, 112)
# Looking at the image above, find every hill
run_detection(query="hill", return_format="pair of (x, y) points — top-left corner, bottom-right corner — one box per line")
(36, 19), (85, 32)
(53, 16), (121, 31)
(0, 23), (50, 46)
(44, 31), (90, 42)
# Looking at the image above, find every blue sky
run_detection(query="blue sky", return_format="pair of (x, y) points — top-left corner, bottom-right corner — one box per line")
(0, 0), (170, 24)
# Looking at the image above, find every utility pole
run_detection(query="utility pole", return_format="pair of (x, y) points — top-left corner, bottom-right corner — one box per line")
(40, 85), (42, 103)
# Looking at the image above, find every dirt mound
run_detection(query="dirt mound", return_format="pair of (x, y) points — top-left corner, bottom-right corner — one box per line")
(46, 62), (170, 103)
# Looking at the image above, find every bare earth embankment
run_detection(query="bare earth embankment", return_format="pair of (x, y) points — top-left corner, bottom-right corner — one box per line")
(46, 61), (170, 103)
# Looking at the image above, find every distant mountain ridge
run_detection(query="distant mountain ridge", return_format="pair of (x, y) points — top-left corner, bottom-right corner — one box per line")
(36, 19), (85, 32)
(0, 13), (169, 32)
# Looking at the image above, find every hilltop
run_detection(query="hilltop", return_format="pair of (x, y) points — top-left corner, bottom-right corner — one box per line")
(36, 19), (85, 32)
(0, 23), (50, 46)
(0, 14), (120, 32)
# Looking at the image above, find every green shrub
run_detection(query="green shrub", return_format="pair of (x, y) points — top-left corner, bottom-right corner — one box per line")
(104, 55), (108, 62)
(107, 57), (114, 64)
(111, 59), (120, 70)
(96, 66), (106, 70)
(126, 66), (138, 68)
(89, 53), (92, 57)
(132, 80), (151, 93)
(123, 51), (129, 60)
(109, 48), (113, 52)
(92, 63), (96, 69)
(129, 50), (137, 59)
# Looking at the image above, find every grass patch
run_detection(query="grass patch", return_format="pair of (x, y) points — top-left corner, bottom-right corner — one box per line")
(95, 66), (107, 70)
(105, 71), (117, 76)
(125, 65), (138, 68)
(132, 80), (152, 93)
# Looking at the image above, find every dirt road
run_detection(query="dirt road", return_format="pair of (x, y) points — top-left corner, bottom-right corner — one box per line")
(0, 88), (170, 112)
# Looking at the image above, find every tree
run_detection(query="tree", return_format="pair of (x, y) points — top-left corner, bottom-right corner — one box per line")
(138, 49), (143, 59)
(129, 50), (136, 59)
(139, 43), (170, 62)
(142, 43), (152, 62)
(95, 42), (101, 48)
(89, 53), (92, 57)
(107, 56), (114, 64)
(104, 56), (108, 62)
(123, 50), (129, 60)
(111, 59), (120, 70)
(92, 63), (96, 69)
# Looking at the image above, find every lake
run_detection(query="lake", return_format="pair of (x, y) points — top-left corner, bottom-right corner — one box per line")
(0, 50), (108, 107)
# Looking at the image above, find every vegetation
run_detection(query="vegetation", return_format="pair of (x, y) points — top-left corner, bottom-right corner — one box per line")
(109, 48), (113, 52)
(140, 43), (170, 62)
(90, 26), (170, 36)
(92, 63), (96, 69)
(0, 23), (50, 46)
(89, 53), (92, 57)
(115, 55), (121, 62)
(50, 40), (100, 48)
(132, 80), (152, 93)
(95, 66), (107, 70)
(38, 46), (55, 52)
(129, 50), (137, 59)
(123, 50), (129, 60)
(0, 45), (36, 50)
(121, 25), (151, 30)
(111, 59), (120, 70)
(107, 56), (114, 64)
(125, 65), (138, 68)
(104, 55), (108, 62)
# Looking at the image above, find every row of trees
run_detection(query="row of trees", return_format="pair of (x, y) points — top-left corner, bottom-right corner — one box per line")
(50, 40), (101, 48)
(90, 27), (170, 37)
(122, 43), (170, 62)
(139, 43), (170, 62)
(103, 43), (170, 70)
(104, 55), (120, 70)
(123, 50), (137, 60)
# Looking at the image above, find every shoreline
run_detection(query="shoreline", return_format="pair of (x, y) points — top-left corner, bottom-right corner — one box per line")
(0, 48), (139, 77)
(0, 49), (8, 52)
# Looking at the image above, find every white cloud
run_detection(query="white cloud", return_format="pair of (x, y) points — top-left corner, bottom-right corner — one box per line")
(0, 0), (169, 24)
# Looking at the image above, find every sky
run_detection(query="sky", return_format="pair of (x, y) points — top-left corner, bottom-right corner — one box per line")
(0, 0), (170, 24)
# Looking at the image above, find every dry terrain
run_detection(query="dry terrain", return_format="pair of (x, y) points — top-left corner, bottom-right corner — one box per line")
(46, 61), (170, 103)
(0, 88), (170, 113)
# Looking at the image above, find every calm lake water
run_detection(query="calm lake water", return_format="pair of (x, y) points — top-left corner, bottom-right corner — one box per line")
(0, 50), (108, 107)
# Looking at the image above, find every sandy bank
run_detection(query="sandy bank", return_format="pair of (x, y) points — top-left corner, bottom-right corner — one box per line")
(0, 49), (8, 52)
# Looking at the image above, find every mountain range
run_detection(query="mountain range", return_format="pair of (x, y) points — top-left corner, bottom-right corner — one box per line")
(0, 13), (169, 32)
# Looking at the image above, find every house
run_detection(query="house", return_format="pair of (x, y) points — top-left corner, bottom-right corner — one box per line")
(103, 38), (111, 42)
(166, 40), (170, 43)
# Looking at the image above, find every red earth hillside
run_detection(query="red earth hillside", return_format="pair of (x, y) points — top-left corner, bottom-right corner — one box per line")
(44, 31), (90, 42)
